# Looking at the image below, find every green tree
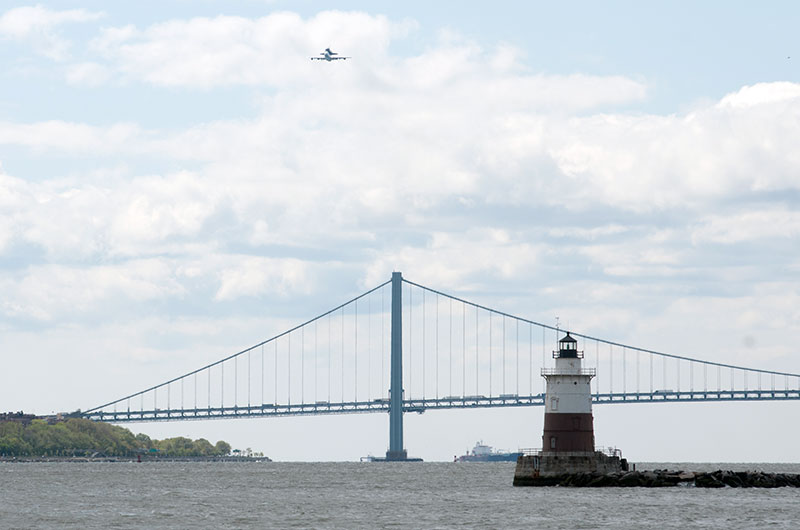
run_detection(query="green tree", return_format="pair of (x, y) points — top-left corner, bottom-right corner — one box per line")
(214, 440), (231, 456)
(0, 418), (234, 458)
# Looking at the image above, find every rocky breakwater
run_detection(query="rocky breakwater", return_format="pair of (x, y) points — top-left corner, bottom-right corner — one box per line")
(514, 469), (800, 488)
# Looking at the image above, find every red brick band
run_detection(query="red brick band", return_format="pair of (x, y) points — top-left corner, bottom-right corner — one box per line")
(542, 412), (595, 453)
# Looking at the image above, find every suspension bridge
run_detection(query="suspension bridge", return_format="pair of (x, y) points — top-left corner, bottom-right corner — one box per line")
(83, 272), (800, 460)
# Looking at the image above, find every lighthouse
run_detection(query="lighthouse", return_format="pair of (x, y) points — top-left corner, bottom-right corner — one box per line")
(541, 332), (595, 453)
(513, 331), (627, 485)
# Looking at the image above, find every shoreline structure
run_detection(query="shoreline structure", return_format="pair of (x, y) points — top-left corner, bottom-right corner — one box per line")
(0, 455), (270, 463)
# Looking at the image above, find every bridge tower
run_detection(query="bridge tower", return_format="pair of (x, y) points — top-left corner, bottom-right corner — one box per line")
(386, 271), (408, 461)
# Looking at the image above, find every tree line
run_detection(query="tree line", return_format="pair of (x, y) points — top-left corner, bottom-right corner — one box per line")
(0, 417), (232, 457)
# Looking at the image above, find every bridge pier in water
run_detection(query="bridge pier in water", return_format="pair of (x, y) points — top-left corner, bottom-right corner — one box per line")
(385, 271), (420, 461)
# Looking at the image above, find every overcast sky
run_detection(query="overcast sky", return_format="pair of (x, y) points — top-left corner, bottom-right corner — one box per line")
(1, 1), (799, 462)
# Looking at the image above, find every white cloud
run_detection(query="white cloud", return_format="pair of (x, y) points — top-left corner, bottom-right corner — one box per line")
(84, 10), (646, 113)
(214, 257), (313, 301)
(65, 61), (110, 86)
(544, 83), (800, 211)
(717, 81), (800, 109)
(0, 120), (142, 153)
(0, 13), (796, 375)
(0, 5), (103, 60)
(90, 11), (399, 87)
(365, 230), (543, 290)
(0, 260), (183, 321)
(692, 209), (800, 244)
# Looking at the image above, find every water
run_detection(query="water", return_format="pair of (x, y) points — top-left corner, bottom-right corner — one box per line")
(2, 462), (800, 529)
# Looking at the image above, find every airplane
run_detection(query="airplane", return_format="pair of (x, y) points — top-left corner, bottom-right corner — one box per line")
(310, 48), (350, 61)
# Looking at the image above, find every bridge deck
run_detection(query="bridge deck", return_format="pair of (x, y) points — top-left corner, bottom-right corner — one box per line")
(85, 389), (800, 423)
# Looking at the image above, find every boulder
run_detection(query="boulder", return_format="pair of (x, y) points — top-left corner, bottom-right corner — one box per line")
(695, 473), (724, 488)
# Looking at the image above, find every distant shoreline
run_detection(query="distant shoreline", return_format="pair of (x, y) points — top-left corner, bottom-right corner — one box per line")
(0, 456), (271, 463)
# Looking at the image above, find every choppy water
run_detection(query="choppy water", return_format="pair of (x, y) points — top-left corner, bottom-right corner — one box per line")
(2, 461), (800, 529)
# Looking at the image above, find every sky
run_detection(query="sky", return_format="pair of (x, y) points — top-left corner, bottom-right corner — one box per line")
(1, 1), (799, 462)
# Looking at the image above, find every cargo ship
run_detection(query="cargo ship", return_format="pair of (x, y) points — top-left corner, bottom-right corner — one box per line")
(455, 441), (521, 462)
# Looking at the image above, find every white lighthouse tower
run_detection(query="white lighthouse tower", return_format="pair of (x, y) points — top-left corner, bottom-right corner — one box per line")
(541, 332), (595, 453)
(513, 331), (628, 484)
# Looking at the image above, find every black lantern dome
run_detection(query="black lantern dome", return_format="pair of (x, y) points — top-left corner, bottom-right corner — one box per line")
(556, 332), (581, 358)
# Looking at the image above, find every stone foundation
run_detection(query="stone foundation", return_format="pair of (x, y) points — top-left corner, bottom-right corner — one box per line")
(513, 451), (628, 486)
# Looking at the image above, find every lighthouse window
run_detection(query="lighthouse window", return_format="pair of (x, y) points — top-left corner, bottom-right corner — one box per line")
(550, 437), (557, 449)
(550, 397), (558, 411)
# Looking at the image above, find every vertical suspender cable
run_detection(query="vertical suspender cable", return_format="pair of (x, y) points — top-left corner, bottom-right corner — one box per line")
(248, 349), (251, 409)
(354, 299), (358, 402)
(542, 327), (546, 395)
(502, 316), (506, 395)
(287, 334), (290, 407)
(489, 311), (493, 397)
(449, 297), (453, 398)
(529, 324), (533, 397)
(462, 301), (466, 397)
(622, 346), (626, 396)
(422, 290), (425, 400)
(234, 355), (237, 409)
(475, 305), (479, 396)
(382, 286), (385, 397)
(328, 313), (332, 403)
(261, 344), (264, 407)
(409, 284), (413, 397)
(596, 340), (599, 399)
(341, 306), (344, 403)
(502, 315), (506, 396)
(367, 294), (372, 401)
(368, 294), (371, 401)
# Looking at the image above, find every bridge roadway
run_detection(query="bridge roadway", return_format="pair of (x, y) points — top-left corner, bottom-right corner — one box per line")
(83, 388), (800, 423)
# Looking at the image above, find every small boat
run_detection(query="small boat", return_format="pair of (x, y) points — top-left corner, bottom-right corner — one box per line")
(456, 441), (521, 462)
